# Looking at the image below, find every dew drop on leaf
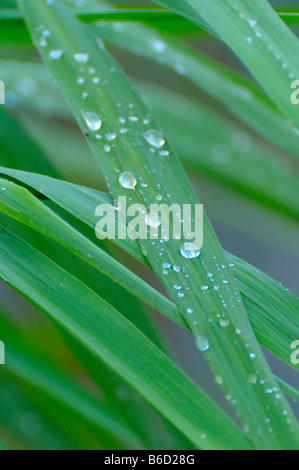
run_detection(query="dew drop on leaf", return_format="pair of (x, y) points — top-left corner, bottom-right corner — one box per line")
(143, 130), (166, 149)
(119, 172), (137, 189)
(180, 242), (201, 259)
(74, 52), (90, 63)
(81, 111), (102, 132)
(196, 336), (210, 352)
(49, 49), (63, 59)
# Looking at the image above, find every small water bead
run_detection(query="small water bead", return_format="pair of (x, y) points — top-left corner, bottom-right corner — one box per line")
(145, 213), (161, 228)
(173, 265), (181, 273)
(156, 194), (163, 201)
(129, 116), (138, 122)
(151, 39), (166, 53)
(92, 77), (100, 84)
(180, 242), (201, 259)
(81, 111), (102, 132)
(248, 18), (257, 28)
(196, 336), (210, 353)
(162, 262), (172, 269)
(104, 144), (111, 152)
(213, 285), (220, 291)
(120, 127), (128, 134)
(1, 187), (7, 192)
(106, 131), (117, 141)
(249, 352), (256, 359)
(215, 375), (224, 385)
(186, 308), (194, 315)
(178, 292), (185, 298)
(159, 148), (170, 157)
(235, 328), (242, 335)
(248, 374), (258, 385)
(119, 171), (137, 190)
(143, 130), (166, 149)
(173, 284), (182, 291)
(201, 284), (209, 292)
(245, 37), (253, 44)
(76, 77), (84, 85)
(74, 52), (90, 63)
(49, 49), (63, 59)
(219, 319), (230, 328)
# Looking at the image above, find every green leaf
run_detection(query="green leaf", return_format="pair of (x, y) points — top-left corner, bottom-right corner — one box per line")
(1, 167), (298, 375)
(0, 312), (145, 450)
(17, 0), (299, 449)
(152, 0), (299, 129)
(0, 225), (251, 450)
(90, 11), (299, 159)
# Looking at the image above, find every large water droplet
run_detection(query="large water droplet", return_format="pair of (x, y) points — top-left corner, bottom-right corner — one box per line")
(180, 242), (201, 259)
(143, 130), (165, 149)
(81, 111), (102, 132)
(196, 336), (210, 352)
(119, 172), (137, 190)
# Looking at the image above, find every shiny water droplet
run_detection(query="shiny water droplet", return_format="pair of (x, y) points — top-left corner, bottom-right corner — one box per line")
(143, 130), (166, 149)
(145, 213), (161, 228)
(106, 131), (117, 141)
(49, 49), (63, 59)
(196, 336), (210, 352)
(248, 374), (258, 385)
(219, 319), (230, 328)
(74, 52), (90, 63)
(180, 242), (200, 259)
(119, 172), (137, 190)
(215, 375), (224, 385)
(201, 284), (209, 291)
(159, 148), (170, 158)
(81, 111), (102, 132)
(162, 262), (171, 269)
(173, 284), (182, 291)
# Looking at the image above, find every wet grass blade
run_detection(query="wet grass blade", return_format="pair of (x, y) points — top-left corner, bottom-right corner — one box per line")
(0, 225), (251, 450)
(153, 0), (299, 129)
(1, 167), (298, 374)
(17, 0), (299, 449)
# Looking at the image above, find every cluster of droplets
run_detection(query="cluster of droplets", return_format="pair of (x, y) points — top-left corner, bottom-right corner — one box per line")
(239, 13), (295, 80)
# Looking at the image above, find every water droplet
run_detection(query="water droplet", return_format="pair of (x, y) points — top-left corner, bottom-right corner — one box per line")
(1, 187), (7, 191)
(74, 52), (90, 63)
(219, 319), (230, 327)
(106, 131), (117, 141)
(186, 308), (194, 315)
(159, 148), (170, 158)
(143, 130), (166, 149)
(180, 242), (200, 259)
(49, 49), (63, 59)
(196, 336), (210, 352)
(215, 375), (224, 385)
(145, 213), (161, 228)
(119, 172), (137, 190)
(151, 39), (166, 53)
(173, 284), (182, 291)
(248, 374), (258, 385)
(201, 284), (209, 291)
(245, 37), (253, 44)
(81, 111), (102, 132)
(162, 262), (171, 269)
